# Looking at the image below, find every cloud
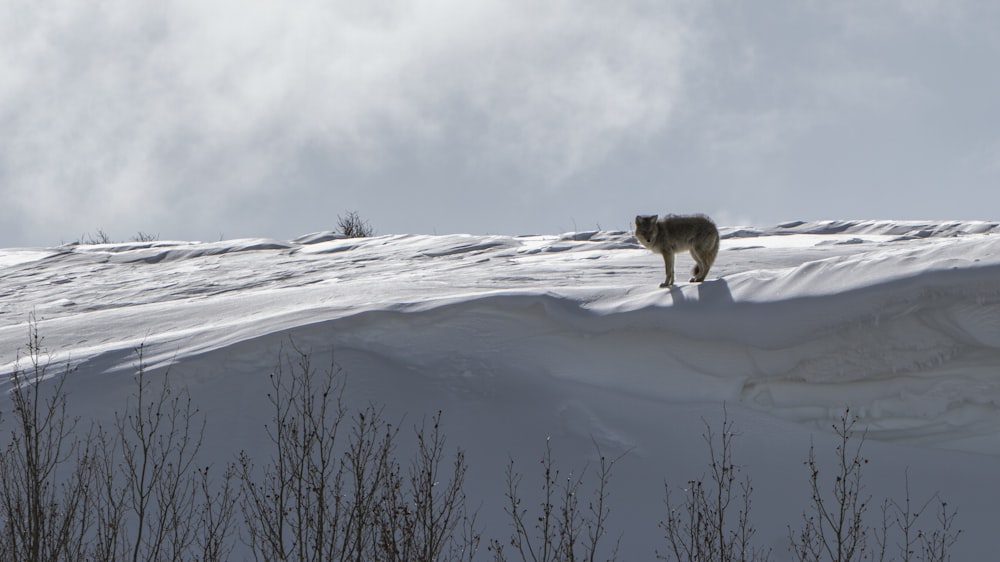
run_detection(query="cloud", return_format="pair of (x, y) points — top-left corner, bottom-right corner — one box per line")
(4, 0), (996, 244)
(0, 0), (694, 243)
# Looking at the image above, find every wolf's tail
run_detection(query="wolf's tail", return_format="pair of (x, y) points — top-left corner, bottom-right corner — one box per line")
(705, 229), (720, 268)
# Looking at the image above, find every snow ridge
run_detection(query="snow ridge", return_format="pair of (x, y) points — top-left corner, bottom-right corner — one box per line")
(3, 220), (1000, 558)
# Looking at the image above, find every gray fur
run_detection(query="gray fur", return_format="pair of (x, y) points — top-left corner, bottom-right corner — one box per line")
(634, 214), (720, 288)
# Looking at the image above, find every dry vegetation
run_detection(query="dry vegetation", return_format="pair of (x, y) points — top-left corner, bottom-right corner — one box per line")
(0, 321), (960, 561)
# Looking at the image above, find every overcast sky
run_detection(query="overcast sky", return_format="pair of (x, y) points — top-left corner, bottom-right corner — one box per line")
(2, 0), (999, 246)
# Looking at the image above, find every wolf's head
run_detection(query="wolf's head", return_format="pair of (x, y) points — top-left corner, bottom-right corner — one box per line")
(634, 215), (659, 248)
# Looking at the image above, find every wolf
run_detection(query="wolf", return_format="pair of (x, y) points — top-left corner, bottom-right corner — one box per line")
(634, 214), (720, 288)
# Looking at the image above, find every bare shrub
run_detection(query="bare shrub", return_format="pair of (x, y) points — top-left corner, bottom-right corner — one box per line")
(789, 410), (961, 562)
(81, 229), (113, 244)
(876, 473), (960, 562)
(658, 409), (770, 562)
(0, 318), (95, 562)
(337, 211), (374, 238)
(86, 344), (233, 562)
(489, 439), (624, 562)
(194, 464), (239, 562)
(0, 324), (235, 562)
(131, 232), (160, 243)
(789, 412), (872, 561)
(375, 412), (481, 562)
(915, 500), (960, 562)
(236, 345), (350, 561)
(236, 343), (476, 561)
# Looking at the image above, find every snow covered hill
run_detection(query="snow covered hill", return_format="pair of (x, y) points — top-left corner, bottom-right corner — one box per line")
(2, 220), (1000, 559)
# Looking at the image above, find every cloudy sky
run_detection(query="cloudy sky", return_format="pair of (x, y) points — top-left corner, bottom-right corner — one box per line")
(2, 0), (999, 246)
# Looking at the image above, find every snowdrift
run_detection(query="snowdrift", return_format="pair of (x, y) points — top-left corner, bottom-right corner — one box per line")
(2, 220), (1000, 558)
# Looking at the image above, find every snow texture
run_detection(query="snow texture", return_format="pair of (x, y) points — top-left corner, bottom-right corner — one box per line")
(2, 220), (1000, 559)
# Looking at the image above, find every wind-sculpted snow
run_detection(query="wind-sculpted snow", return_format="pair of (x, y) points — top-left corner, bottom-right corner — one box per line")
(3, 221), (1000, 558)
(3, 224), (1000, 449)
(723, 219), (1000, 239)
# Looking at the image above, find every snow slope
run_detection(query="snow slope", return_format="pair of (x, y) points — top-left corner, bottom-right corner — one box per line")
(2, 220), (1000, 559)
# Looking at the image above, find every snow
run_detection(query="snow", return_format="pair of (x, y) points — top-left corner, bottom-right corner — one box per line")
(2, 220), (1000, 559)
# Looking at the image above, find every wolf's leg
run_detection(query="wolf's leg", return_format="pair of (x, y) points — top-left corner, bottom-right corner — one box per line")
(689, 250), (707, 282)
(660, 251), (675, 288)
